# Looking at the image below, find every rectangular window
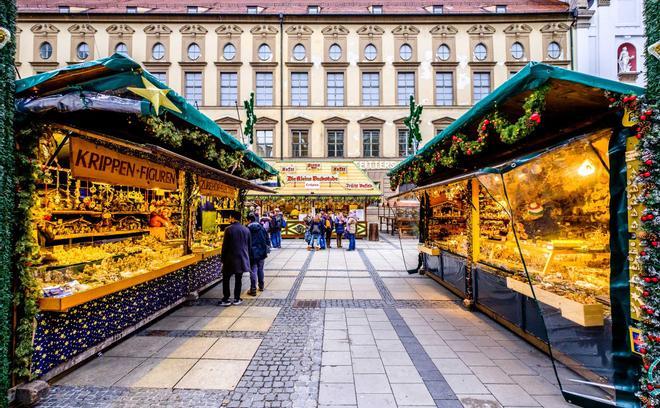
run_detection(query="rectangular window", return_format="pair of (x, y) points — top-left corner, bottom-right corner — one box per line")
(433, 5), (443, 13)
(256, 129), (273, 158)
(371, 5), (383, 14)
(496, 5), (507, 13)
(152, 72), (167, 85)
(398, 128), (417, 157)
(308, 5), (320, 14)
(397, 72), (415, 106)
(291, 130), (309, 158)
(361, 72), (380, 106)
(187, 6), (198, 13)
(327, 130), (344, 158)
(255, 72), (273, 106)
(435, 72), (453, 106)
(126, 6), (137, 13)
(219, 72), (238, 107)
(184, 72), (202, 106)
(473, 72), (491, 103)
(327, 72), (344, 106)
(247, 6), (258, 14)
(362, 129), (380, 158)
(291, 72), (309, 106)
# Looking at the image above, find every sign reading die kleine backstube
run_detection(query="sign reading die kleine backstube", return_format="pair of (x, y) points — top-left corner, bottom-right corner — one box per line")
(70, 137), (178, 190)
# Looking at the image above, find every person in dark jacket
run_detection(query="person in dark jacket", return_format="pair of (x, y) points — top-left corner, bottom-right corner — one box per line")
(247, 213), (270, 296)
(335, 213), (346, 248)
(220, 215), (251, 306)
(308, 215), (324, 250)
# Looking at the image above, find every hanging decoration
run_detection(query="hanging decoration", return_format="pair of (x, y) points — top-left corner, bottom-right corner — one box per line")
(389, 85), (550, 190)
(243, 92), (257, 146)
(127, 76), (182, 115)
(404, 95), (423, 152)
(619, 92), (660, 407)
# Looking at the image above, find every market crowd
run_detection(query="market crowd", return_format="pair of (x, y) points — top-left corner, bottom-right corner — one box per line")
(219, 209), (359, 305)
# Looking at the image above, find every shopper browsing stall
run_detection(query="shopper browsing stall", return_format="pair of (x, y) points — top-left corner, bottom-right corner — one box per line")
(247, 213), (270, 296)
(220, 216), (251, 306)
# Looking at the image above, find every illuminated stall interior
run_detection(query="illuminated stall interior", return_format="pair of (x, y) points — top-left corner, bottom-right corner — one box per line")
(248, 161), (381, 238)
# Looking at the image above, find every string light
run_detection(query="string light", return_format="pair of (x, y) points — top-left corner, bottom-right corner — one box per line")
(577, 159), (595, 177)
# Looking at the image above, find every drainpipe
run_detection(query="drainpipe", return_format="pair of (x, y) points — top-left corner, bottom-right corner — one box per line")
(279, 13), (284, 161)
(570, 8), (577, 71)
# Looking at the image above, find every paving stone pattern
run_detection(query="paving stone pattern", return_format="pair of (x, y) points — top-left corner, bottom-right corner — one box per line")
(36, 239), (575, 408)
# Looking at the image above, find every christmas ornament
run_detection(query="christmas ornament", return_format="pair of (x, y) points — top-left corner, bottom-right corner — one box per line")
(128, 76), (182, 115)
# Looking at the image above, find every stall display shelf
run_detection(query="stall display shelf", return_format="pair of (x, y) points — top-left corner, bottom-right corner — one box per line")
(505, 277), (604, 327)
(418, 243), (441, 256)
(38, 253), (202, 312)
(50, 210), (151, 217)
(52, 229), (149, 241)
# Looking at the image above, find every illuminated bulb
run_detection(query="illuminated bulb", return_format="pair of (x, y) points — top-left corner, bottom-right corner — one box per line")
(577, 159), (595, 177)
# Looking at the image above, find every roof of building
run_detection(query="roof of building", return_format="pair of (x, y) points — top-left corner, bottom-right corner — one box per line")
(17, 0), (569, 15)
(249, 161), (382, 197)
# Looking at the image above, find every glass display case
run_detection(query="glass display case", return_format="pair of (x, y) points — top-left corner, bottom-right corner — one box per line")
(476, 132), (611, 324)
(426, 181), (469, 257)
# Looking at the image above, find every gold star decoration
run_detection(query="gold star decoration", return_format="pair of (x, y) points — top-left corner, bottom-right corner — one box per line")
(127, 76), (182, 115)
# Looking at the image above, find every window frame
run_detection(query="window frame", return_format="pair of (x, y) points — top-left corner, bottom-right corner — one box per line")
(362, 129), (381, 158)
(152, 42), (166, 60)
(223, 43), (237, 61)
(187, 42), (202, 61)
(183, 71), (203, 106)
(291, 129), (310, 158)
(258, 43), (272, 61)
(290, 72), (310, 107)
(361, 71), (381, 107)
(255, 129), (274, 158)
(474, 43), (488, 61)
(547, 41), (562, 59)
(399, 43), (413, 61)
(326, 72), (345, 107)
(364, 43), (378, 61)
(292, 43), (306, 61)
(435, 71), (454, 106)
(76, 42), (90, 60)
(510, 42), (524, 60)
(472, 71), (492, 103)
(327, 129), (345, 158)
(39, 41), (53, 60)
(396, 71), (416, 106)
(398, 128), (417, 157)
(255, 71), (274, 107)
(219, 71), (239, 107)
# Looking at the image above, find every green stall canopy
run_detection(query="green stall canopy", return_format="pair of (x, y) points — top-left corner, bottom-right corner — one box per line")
(388, 62), (645, 181)
(15, 53), (277, 177)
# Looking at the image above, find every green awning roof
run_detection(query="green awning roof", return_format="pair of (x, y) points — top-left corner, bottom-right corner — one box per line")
(15, 53), (277, 176)
(388, 62), (645, 176)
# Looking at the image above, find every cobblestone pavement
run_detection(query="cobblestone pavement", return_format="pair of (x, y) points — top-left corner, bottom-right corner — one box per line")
(36, 238), (576, 408)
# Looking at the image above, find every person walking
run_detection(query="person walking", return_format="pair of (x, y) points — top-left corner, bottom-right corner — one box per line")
(346, 212), (357, 251)
(325, 211), (334, 248)
(247, 213), (270, 296)
(220, 215), (251, 306)
(308, 215), (323, 250)
(270, 208), (285, 249)
(335, 213), (345, 248)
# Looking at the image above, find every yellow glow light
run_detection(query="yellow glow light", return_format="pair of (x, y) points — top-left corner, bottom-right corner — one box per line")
(577, 159), (595, 177)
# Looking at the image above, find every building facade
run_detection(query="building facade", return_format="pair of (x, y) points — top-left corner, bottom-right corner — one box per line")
(16, 1), (572, 195)
(573, 0), (646, 86)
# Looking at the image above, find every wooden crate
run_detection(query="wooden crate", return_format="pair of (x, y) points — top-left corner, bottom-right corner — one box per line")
(506, 277), (604, 327)
(418, 244), (440, 256)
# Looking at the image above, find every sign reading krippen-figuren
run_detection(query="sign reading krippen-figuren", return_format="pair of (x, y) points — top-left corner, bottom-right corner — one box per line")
(70, 137), (178, 190)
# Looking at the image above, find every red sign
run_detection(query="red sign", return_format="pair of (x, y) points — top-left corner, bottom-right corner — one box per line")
(332, 165), (348, 174)
(286, 175), (338, 183)
(306, 163), (321, 170)
(280, 166), (295, 172)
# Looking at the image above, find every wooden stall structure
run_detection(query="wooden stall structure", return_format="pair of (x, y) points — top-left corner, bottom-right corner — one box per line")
(388, 62), (644, 408)
(11, 54), (276, 382)
(248, 161), (381, 238)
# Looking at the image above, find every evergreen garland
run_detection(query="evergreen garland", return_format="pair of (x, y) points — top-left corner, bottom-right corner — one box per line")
(389, 85), (549, 190)
(141, 116), (271, 180)
(0, 0), (17, 401)
(11, 123), (43, 382)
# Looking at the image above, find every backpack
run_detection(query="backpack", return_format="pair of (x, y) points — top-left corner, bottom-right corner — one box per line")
(275, 215), (283, 229)
(311, 222), (321, 234)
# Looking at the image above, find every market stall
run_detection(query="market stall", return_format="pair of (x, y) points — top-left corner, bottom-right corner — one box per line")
(11, 54), (276, 381)
(388, 62), (644, 407)
(248, 161), (381, 238)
